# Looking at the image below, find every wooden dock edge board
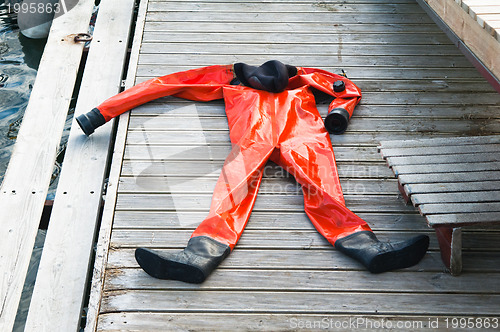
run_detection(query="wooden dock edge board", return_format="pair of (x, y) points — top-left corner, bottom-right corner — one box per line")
(417, 0), (500, 92)
(23, 0), (136, 330)
(94, 312), (494, 331)
(0, 1), (95, 330)
(84, 0), (149, 331)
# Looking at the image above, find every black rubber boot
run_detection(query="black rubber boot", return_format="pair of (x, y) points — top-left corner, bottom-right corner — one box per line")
(135, 236), (231, 283)
(334, 231), (429, 273)
(76, 108), (106, 136)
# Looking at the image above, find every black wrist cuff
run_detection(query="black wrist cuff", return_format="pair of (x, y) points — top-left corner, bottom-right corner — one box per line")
(76, 108), (106, 136)
(324, 107), (350, 135)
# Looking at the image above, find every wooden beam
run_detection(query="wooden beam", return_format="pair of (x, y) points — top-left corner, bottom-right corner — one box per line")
(24, 0), (135, 330)
(0, 1), (95, 330)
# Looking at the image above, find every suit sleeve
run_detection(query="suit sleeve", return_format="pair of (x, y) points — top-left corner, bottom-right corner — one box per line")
(292, 67), (362, 134)
(96, 65), (235, 121)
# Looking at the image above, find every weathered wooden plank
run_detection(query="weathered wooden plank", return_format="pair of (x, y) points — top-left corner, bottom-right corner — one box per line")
(109, 228), (500, 251)
(379, 135), (500, 149)
(427, 212), (500, 227)
(130, 94), (498, 109)
(405, 181), (500, 195)
(100, 290), (500, 315)
(103, 268), (500, 294)
(121, 161), (392, 178)
(114, 193), (417, 213)
(95, 312), (498, 332)
(145, 21), (442, 34)
(125, 128), (500, 148)
(0, 1), (96, 330)
(24, 0), (136, 331)
(123, 106), (500, 144)
(135, 75), (497, 91)
(123, 145), (383, 162)
(119, 162), (388, 179)
(109, 229), (437, 251)
(131, 103), (500, 118)
(412, 191), (500, 205)
(106, 248), (500, 272)
(148, 2), (424, 13)
(141, 43), (462, 56)
(419, 202), (500, 215)
(138, 54), (474, 68)
(138, 65), (484, 80)
(152, 0), (417, 3)
(142, 31), (454, 45)
(386, 151), (500, 166)
(399, 171), (500, 185)
(146, 12), (436, 24)
(112, 211), (427, 231)
(392, 161), (500, 176)
(122, 130), (497, 147)
(137, 93), (500, 108)
(127, 118), (500, 133)
(117, 176), (397, 195)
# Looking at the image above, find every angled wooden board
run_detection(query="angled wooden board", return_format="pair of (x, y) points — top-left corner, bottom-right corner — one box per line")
(24, 0), (136, 330)
(0, 1), (96, 330)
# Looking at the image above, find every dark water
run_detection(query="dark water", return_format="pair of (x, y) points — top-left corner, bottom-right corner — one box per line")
(0, 4), (43, 182)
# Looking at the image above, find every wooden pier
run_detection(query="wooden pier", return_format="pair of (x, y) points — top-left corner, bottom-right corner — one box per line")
(1, 0), (500, 331)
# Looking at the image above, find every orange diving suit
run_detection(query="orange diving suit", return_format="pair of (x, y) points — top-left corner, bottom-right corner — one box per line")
(77, 61), (429, 283)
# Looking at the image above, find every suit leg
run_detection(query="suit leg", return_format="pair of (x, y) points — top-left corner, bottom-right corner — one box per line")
(277, 132), (372, 246)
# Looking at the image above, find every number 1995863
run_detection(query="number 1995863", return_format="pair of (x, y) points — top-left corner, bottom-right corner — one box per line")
(7, 2), (62, 15)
